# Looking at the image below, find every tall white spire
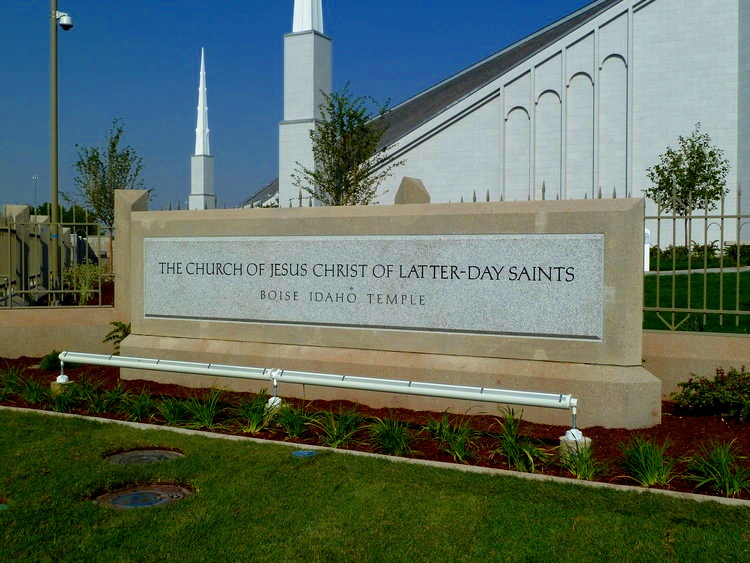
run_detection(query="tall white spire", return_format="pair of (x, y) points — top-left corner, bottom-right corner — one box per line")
(190, 47), (216, 210)
(279, 0), (332, 206)
(293, 0), (324, 33)
(194, 47), (210, 156)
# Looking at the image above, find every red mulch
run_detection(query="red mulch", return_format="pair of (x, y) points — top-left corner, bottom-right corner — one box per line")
(3, 356), (749, 501)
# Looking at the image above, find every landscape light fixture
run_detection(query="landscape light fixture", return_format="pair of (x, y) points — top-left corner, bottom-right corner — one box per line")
(49, 1), (74, 295)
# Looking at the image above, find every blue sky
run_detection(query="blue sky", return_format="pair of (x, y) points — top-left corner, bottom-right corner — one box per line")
(2, 0), (593, 210)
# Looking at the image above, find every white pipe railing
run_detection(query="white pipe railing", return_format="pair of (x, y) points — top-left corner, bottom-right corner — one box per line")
(57, 351), (585, 440)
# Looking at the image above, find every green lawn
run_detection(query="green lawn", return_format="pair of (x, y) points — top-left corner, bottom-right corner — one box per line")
(644, 271), (750, 333)
(1, 410), (749, 562)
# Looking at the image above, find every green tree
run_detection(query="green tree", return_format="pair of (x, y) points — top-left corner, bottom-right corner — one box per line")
(70, 118), (146, 264)
(644, 124), (730, 246)
(292, 84), (405, 206)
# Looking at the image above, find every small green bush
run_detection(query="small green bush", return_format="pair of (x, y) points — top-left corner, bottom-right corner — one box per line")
(39, 350), (62, 372)
(672, 366), (750, 421)
(63, 262), (106, 305)
(723, 243), (750, 267)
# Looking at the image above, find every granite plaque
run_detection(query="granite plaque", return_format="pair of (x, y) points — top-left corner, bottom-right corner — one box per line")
(144, 234), (604, 340)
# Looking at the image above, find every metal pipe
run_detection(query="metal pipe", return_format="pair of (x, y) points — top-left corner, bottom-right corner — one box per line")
(58, 351), (583, 436)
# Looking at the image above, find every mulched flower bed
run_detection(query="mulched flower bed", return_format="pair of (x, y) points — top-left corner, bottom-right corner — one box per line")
(3, 356), (749, 500)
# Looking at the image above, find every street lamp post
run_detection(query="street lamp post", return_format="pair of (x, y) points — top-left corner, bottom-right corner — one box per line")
(49, 0), (73, 294)
(32, 175), (39, 208)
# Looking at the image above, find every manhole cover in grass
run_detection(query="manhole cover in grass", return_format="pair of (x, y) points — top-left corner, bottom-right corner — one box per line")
(292, 450), (318, 458)
(106, 449), (184, 465)
(95, 485), (192, 509)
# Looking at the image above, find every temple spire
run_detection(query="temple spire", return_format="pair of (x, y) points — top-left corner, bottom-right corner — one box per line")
(189, 47), (215, 210)
(293, 0), (324, 33)
(194, 47), (210, 156)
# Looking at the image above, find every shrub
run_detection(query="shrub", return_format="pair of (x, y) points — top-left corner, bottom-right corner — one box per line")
(39, 350), (63, 372)
(63, 262), (106, 305)
(672, 366), (750, 421)
(686, 439), (750, 498)
(723, 243), (750, 267)
(619, 436), (675, 488)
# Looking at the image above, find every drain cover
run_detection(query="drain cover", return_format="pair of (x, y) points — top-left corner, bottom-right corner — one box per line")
(292, 450), (318, 458)
(95, 485), (192, 509)
(106, 449), (184, 465)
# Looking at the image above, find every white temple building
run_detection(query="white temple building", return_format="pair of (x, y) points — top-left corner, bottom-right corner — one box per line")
(189, 48), (217, 210)
(243, 0), (749, 224)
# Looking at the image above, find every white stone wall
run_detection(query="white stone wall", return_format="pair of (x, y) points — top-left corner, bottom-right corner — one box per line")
(381, 99), (502, 204)
(632, 0), (739, 216)
(378, 0), (743, 238)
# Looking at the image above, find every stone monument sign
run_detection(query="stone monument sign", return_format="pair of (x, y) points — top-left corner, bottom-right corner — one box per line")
(120, 196), (660, 429)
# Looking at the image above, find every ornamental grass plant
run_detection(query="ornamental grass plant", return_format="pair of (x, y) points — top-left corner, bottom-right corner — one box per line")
(619, 436), (675, 488)
(686, 439), (750, 498)
(311, 407), (364, 448)
(275, 403), (314, 438)
(367, 417), (416, 457)
(424, 413), (478, 463)
(229, 390), (274, 434)
(183, 387), (226, 431)
(492, 408), (549, 473)
(559, 442), (608, 481)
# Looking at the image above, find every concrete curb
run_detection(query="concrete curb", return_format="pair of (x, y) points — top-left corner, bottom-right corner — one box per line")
(3, 405), (749, 508)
